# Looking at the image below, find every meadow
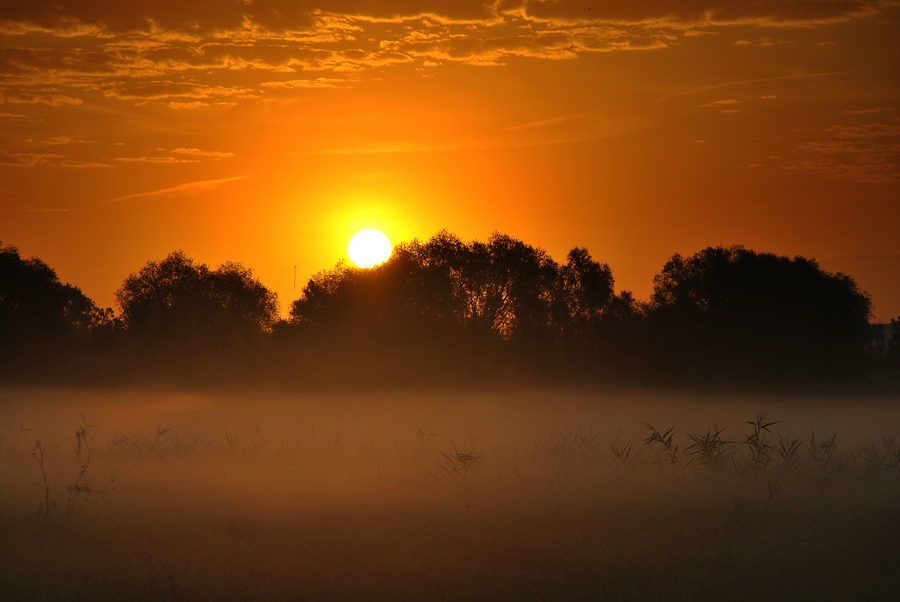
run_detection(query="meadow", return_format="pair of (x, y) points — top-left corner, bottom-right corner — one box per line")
(1, 385), (898, 601)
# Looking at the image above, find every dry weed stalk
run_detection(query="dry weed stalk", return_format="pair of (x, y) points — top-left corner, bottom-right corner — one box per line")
(31, 420), (103, 523)
(435, 439), (483, 479)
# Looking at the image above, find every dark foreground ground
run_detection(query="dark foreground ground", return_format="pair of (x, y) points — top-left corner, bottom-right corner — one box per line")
(2, 385), (898, 601)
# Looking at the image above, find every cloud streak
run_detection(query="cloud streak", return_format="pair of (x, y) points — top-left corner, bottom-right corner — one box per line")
(97, 175), (249, 205)
(785, 122), (900, 182)
(0, 150), (65, 166)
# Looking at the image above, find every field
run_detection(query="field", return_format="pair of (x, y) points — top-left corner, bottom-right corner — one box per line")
(2, 385), (899, 601)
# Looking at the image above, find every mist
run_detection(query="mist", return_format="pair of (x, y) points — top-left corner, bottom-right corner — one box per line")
(2, 383), (898, 601)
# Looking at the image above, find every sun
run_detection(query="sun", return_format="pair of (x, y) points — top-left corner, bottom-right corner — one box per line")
(348, 229), (392, 268)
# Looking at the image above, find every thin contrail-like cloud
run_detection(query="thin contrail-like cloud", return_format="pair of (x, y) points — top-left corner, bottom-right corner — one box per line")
(658, 69), (869, 101)
(97, 175), (248, 205)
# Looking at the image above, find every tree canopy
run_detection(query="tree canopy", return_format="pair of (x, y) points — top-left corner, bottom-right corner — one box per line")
(115, 251), (278, 348)
(287, 231), (638, 380)
(0, 242), (110, 357)
(290, 231), (624, 342)
(286, 234), (885, 385)
(647, 245), (875, 384)
(2, 236), (892, 389)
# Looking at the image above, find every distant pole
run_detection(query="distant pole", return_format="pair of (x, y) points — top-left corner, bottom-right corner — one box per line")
(293, 266), (296, 301)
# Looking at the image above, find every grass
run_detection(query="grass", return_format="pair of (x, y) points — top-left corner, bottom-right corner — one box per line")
(2, 393), (899, 602)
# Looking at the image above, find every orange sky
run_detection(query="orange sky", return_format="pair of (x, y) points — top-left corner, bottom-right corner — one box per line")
(2, 1), (899, 321)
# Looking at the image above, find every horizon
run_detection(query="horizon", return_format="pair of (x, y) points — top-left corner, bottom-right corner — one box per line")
(3, 232), (897, 325)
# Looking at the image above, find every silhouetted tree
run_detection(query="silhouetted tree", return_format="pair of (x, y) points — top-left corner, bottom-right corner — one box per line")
(558, 248), (614, 322)
(288, 230), (660, 381)
(288, 231), (565, 380)
(554, 248), (613, 358)
(452, 232), (558, 341)
(288, 234), (881, 386)
(290, 230), (560, 343)
(646, 245), (874, 385)
(546, 247), (645, 379)
(1, 243), (112, 360)
(884, 316), (900, 373)
(393, 230), (470, 329)
(116, 251), (278, 349)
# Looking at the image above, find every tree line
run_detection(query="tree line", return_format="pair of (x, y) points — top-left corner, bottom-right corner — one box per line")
(2, 232), (897, 388)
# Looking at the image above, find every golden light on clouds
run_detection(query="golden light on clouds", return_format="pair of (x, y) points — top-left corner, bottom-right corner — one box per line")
(1, 0), (898, 320)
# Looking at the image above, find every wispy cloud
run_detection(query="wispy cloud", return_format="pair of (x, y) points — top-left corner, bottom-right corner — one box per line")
(262, 78), (348, 89)
(171, 148), (235, 159)
(701, 98), (742, 112)
(0, 108), (33, 119)
(31, 136), (76, 145)
(0, 92), (82, 106)
(58, 160), (114, 168)
(98, 175), (249, 205)
(844, 107), (896, 114)
(115, 156), (201, 164)
(664, 70), (868, 100)
(785, 122), (900, 182)
(0, 150), (65, 166)
(505, 115), (579, 132)
(0, 206), (70, 212)
(518, 0), (882, 28)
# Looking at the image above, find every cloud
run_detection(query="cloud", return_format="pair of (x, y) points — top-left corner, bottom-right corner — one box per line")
(115, 156), (201, 164)
(114, 149), (235, 162)
(0, 46), (119, 77)
(0, 108), (32, 119)
(516, 0), (882, 28)
(98, 175), (249, 204)
(0, 149), (115, 168)
(0, 1), (495, 37)
(826, 124), (900, 139)
(58, 159), (114, 168)
(701, 98), (742, 112)
(0, 1), (886, 89)
(506, 115), (578, 131)
(0, 150), (65, 166)
(0, 92), (82, 106)
(0, 1), (889, 125)
(33, 135), (75, 144)
(168, 101), (212, 110)
(732, 37), (782, 47)
(171, 148), (236, 158)
(785, 121), (900, 182)
(262, 77), (348, 89)
(661, 70), (865, 101)
(0, 205), (70, 212)
(844, 107), (897, 114)
(15, 0), (868, 32)
(103, 82), (260, 102)
(783, 157), (899, 182)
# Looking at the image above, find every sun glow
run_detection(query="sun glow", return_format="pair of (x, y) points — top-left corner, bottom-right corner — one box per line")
(348, 229), (392, 268)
